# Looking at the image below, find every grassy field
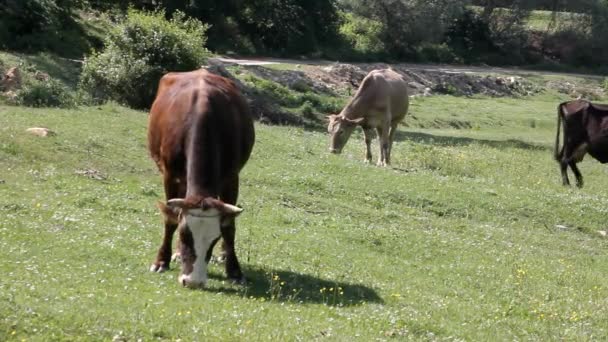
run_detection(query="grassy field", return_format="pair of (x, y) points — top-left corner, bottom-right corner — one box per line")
(2, 89), (608, 340)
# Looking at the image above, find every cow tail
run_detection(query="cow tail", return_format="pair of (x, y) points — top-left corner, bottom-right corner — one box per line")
(554, 103), (563, 161)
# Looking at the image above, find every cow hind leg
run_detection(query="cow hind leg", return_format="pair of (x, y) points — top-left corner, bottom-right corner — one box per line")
(363, 128), (374, 163)
(220, 177), (245, 284)
(386, 122), (399, 166)
(569, 162), (584, 188)
(206, 237), (221, 263)
(560, 161), (570, 186)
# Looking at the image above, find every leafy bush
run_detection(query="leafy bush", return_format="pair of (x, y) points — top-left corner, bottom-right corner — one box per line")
(245, 75), (344, 118)
(414, 43), (457, 63)
(16, 78), (75, 108)
(79, 9), (210, 109)
(445, 9), (497, 64)
(0, 0), (91, 57)
(229, 0), (340, 56)
(338, 12), (385, 56)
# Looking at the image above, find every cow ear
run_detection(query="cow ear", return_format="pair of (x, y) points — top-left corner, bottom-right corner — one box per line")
(325, 114), (337, 122)
(157, 201), (180, 224)
(167, 198), (187, 209)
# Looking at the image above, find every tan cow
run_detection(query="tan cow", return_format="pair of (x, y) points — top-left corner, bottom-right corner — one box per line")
(327, 68), (409, 166)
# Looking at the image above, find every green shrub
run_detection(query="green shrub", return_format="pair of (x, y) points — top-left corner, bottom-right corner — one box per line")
(0, 0), (91, 57)
(236, 0), (340, 55)
(414, 43), (457, 63)
(79, 9), (210, 109)
(445, 9), (497, 64)
(16, 78), (75, 108)
(299, 101), (316, 120)
(338, 12), (385, 56)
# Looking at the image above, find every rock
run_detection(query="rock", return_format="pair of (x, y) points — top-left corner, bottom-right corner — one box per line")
(26, 127), (56, 137)
(0, 67), (21, 91)
(598, 230), (607, 238)
(34, 71), (50, 82)
(2, 90), (18, 101)
(75, 168), (106, 180)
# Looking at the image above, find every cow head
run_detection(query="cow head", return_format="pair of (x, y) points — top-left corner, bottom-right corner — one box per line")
(327, 114), (364, 154)
(166, 197), (242, 288)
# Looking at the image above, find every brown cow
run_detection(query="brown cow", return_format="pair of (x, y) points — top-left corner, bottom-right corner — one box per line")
(148, 69), (255, 287)
(327, 68), (409, 166)
(555, 99), (608, 188)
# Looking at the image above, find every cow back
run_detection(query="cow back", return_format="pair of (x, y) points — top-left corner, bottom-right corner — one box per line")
(341, 68), (409, 123)
(148, 69), (254, 196)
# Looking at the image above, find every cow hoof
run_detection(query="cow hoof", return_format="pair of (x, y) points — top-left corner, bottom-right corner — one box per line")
(209, 255), (225, 264)
(171, 252), (182, 263)
(149, 263), (169, 273)
(229, 276), (247, 285)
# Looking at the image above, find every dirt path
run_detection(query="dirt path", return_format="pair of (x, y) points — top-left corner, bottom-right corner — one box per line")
(212, 56), (603, 80)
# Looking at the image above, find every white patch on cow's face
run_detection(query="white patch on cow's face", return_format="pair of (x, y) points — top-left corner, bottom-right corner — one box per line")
(179, 208), (222, 288)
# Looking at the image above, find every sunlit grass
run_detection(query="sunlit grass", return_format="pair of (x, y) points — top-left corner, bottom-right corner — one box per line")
(1, 94), (608, 340)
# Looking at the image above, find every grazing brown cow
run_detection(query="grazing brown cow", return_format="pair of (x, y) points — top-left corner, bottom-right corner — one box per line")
(555, 99), (608, 188)
(327, 68), (409, 166)
(148, 69), (255, 287)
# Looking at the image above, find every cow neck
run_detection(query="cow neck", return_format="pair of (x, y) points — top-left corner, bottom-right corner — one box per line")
(185, 114), (220, 199)
(341, 94), (364, 120)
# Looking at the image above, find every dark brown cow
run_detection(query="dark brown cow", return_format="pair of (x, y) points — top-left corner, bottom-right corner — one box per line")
(555, 99), (608, 188)
(148, 69), (255, 287)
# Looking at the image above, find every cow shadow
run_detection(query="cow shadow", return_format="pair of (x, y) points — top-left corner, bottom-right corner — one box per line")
(395, 130), (548, 151)
(205, 265), (384, 306)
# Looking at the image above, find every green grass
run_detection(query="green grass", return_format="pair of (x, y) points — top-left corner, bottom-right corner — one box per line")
(2, 94), (608, 340)
(468, 6), (587, 33)
(526, 10), (589, 32)
(240, 73), (346, 125)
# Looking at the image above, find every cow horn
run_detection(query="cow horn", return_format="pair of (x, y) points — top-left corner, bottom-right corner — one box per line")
(221, 203), (243, 214)
(344, 117), (364, 124)
(167, 198), (187, 209)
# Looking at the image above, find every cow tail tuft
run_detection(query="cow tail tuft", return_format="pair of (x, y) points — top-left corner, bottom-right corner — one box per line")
(554, 103), (563, 161)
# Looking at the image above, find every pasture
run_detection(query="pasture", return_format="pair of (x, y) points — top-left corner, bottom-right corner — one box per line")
(2, 90), (608, 340)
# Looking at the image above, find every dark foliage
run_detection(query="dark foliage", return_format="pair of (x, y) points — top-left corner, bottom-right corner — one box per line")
(445, 10), (499, 64)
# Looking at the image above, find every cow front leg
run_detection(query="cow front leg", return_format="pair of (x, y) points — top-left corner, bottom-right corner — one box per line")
(151, 173), (185, 273)
(150, 221), (177, 273)
(386, 122), (399, 165)
(363, 128), (374, 163)
(220, 217), (245, 283)
(220, 177), (245, 284)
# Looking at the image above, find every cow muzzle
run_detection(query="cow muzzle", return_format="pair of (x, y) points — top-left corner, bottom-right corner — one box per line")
(329, 147), (342, 154)
(179, 273), (206, 288)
